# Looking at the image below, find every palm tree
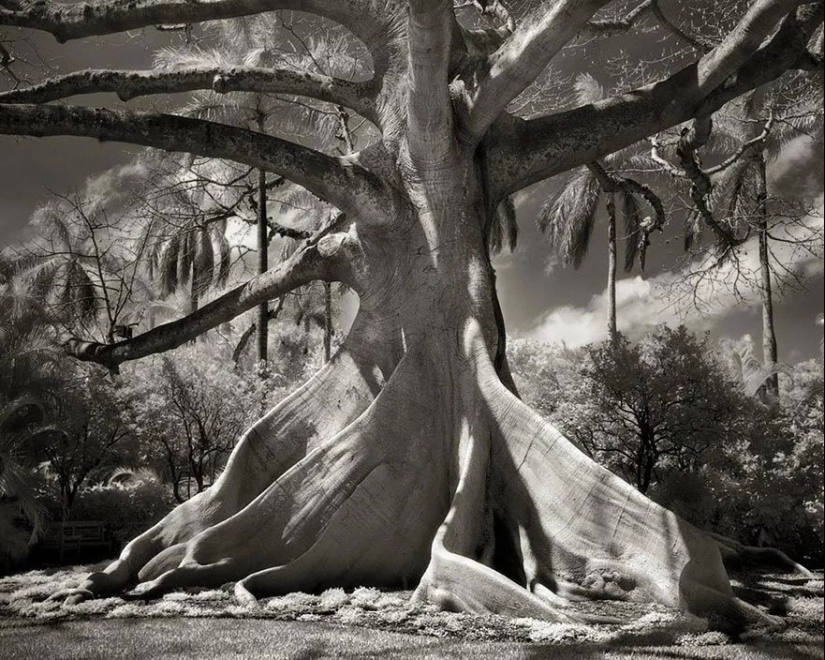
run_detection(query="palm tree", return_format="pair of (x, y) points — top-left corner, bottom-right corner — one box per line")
(538, 74), (656, 343)
(4, 190), (157, 349)
(145, 212), (232, 316)
(148, 16), (348, 368)
(0, 278), (69, 564)
(666, 83), (823, 401)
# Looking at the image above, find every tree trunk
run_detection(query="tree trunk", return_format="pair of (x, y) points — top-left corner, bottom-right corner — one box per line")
(756, 155), (778, 401)
(323, 282), (332, 362)
(257, 168), (269, 374)
(606, 193), (618, 344)
(66, 154), (771, 627)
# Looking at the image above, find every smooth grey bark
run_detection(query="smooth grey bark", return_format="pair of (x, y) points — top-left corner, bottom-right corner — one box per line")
(257, 168), (269, 371)
(755, 155), (780, 400)
(606, 193), (618, 344)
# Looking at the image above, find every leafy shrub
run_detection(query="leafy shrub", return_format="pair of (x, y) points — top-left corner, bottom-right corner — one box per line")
(0, 503), (33, 574)
(68, 471), (174, 526)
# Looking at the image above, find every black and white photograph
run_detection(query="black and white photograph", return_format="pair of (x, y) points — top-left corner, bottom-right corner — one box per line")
(0, 1), (823, 658)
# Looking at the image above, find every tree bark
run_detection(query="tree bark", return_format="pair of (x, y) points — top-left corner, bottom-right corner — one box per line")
(606, 193), (618, 344)
(257, 168), (269, 372)
(323, 282), (332, 363)
(756, 155), (779, 400)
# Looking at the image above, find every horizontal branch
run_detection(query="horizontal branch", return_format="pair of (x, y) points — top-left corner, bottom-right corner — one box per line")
(0, 66), (378, 122)
(465, 0), (609, 142)
(0, 103), (390, 218)
(0, 0), (394, 48)
(489, 2), (822, 198)
(66, 218), (352, 368)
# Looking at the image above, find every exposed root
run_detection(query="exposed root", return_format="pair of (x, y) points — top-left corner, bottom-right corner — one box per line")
(64, 338), (387, 602)
(412, 334), (619, 624)
(481, 373), (747, 620)
(104, 339), (456, 600)
(710, 533), (814, 577)
(56, 318), (806, 633)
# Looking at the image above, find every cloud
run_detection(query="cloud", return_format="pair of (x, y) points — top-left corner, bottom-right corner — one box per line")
(526, 197), (824, 347)
(768, 135), (819, 187)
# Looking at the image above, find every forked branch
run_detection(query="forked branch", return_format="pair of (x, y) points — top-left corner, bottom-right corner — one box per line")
(465, 0), (610, 141)
(683, 0), (807, 111)
(489, 2), (821, 197)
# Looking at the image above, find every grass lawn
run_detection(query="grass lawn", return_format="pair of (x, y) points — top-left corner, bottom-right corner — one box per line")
(0, 565), (822, 659)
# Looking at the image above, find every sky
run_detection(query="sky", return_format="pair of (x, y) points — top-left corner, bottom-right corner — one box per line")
(1, 19), (823, 365)
(494, 135), (825, 364)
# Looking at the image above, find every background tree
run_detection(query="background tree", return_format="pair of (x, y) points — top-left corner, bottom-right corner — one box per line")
(538, 73), (664, 342)
(38, 369), (133, 520)
(0, 280), (63, 570)
(0, 0), (822, 623)
(650, 82), (823, 400)
(576, 326), (746, 494)
(3, 190), (153, 347)
(124, 341), (273, 503)
(508, 329), (823, 566)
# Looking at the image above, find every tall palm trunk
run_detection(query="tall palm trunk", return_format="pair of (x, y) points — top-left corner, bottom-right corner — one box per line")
(323, 281), (332, 362)
(756, 155), (778, 400)
(606, 193), (618, 343)
(256, 168), (269, 373)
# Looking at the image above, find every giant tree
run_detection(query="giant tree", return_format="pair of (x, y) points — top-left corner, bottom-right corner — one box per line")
(0, 0), (822, 624)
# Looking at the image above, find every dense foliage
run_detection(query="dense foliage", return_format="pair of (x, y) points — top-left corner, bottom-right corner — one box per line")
(509, 327), (825, 564)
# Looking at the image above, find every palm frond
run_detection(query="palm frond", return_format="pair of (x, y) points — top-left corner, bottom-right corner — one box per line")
(489, 196), (518, 255)
(539, 168), (602, 269)
(573, 72), (605, 106)
(620, 192), (641, 273)
(192, 228), (215, 295)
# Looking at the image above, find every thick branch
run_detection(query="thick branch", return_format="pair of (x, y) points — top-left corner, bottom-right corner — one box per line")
(0, 0), (394, 50)
(0, 103), (390, 218)
(0, 66), (378, 122)
(489, 2), (822, 197)
(684, 0), (806, 108)
(66, 219), (352, 368)
(407, 0), (455, 162)
(465, 0), (609, 141)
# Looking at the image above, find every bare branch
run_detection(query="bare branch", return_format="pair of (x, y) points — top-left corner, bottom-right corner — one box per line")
(0, 66), (378, 122)
(0, 103), (390, 219)
(649, 0), (712, 52)
(465, 0), (610, 142)
(705, 112), (775, 175)
(583, 0), (653, 36)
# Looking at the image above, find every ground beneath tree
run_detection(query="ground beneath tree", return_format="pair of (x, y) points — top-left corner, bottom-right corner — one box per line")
(0, 565), (822, 659)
